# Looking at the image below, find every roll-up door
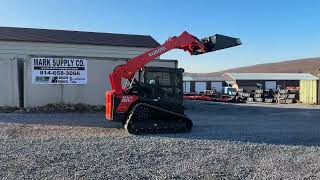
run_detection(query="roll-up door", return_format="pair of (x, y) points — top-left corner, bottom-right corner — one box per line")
(195, 82), (206, 93)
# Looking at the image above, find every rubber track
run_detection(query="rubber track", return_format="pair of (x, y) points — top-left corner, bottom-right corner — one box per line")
(124, 103), (193, 135)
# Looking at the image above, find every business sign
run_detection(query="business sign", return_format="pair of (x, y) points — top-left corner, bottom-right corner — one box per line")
(32, 57), (87, 84)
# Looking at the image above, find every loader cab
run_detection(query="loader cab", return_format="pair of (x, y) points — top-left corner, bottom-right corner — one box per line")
(126, 67), (185, 113)
(143, 67), (184, 102)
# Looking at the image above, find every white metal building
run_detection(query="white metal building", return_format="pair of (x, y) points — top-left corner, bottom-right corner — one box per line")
(183, 76), (228, 93)
(0, 27), (176, 107)
(222, 73), (319, 104)
(222, 73), (318, 90)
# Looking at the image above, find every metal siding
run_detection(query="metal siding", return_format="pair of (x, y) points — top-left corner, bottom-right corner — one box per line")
(318, 80), (320, 105)
(265, 81), (277, 90)
(183, 76), (227, 81)
(211, 82), (223, 92)
(236, 80), (299, 91)
(0, 39), (174, 107)
(23, 57), (176, 107)
(299, 80), (317, 104)
(146, 60), (176, 68)
(300, 80), (305, 103)
(0, 41), (152, 59)
(0, 59), (19, 106)
(237, 80), (265, 91)
(206, 81), (211, 90)
(222, 81), (228, 87)
(226, 73), (318, 80)
(195, 82), (206, 93)
(183, 81), (191, 93)
(277, 80), (299, 89)
(190, 81), (195, 92)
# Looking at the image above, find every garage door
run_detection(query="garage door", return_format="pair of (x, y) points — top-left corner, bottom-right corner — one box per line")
(183, 82), (191, 93)
(211, 82), (222, 92)
(195, 82), (206, 93)
(265, 81), (276, 90)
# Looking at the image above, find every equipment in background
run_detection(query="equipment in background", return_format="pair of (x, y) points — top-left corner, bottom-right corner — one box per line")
(274, 89), (298, 104)
(245, 87), (298, 104)
(204, 89), (216, 96)
(231, 83), (239, 91)
(106, 31), (241, 134)
(221, 87), (246, 103)
(237, 89), (250, 101)
(185, 83), (300, 104)
(224, 87), (237, 96)
(263, 89), (276, 103)
(253, 89), (263, 102)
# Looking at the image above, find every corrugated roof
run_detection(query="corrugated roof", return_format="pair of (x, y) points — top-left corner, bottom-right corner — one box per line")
(223, 73), (319, 80)
(0, 26), (160, 48)
(183, 76), (227, 81)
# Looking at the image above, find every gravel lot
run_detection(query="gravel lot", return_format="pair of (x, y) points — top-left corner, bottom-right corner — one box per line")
(0, 101), (319, 179)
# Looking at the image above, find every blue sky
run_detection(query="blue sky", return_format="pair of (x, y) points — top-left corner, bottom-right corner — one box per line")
(1, 0), (320, 72)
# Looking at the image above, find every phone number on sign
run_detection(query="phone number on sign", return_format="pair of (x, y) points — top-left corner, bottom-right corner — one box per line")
(39, 70), (81, 76)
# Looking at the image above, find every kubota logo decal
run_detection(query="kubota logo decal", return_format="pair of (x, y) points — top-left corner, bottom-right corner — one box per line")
(121, 96), (134, 103)
(148, 47), (166, 57)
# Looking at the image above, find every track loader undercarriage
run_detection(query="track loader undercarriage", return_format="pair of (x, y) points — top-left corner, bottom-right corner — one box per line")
(124, 103), (192, 134)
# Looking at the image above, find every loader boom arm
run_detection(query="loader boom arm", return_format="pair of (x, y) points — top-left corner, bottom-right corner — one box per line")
(109, 31), (241, 95)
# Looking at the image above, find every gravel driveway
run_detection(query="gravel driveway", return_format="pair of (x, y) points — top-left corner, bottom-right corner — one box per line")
(0, 101), (319, 179)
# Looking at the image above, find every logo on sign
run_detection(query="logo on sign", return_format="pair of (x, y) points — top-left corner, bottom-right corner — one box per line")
(36, 76), (49, 82)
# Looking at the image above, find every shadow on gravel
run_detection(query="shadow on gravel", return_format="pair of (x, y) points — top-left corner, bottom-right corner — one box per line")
(0, 112), (122, 129)
(149, 101), (320, 147)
